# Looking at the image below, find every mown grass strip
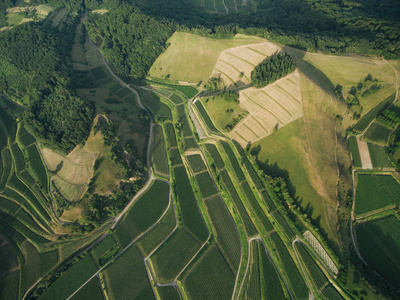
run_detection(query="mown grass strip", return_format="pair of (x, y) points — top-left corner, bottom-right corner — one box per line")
(194, 100), (220, 135)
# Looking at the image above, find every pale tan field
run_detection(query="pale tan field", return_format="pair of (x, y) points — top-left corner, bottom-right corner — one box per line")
(149, 32), (266, 83)
(42, 145), (98, 201)
(230, 70), (303, 146)
(211, 42), (281, 87)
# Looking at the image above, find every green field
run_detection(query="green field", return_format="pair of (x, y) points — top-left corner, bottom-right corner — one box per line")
(11, 143), (25, 173)
(114, 180), (169, 247)
(169, 94), (183, 105)
(203, 95), (247, 132)
(356, 215), (400, 289)
(91, 66), (108, 80)
(17, 125), (36, 148)
(205, 143), (225, 170)
(368, 143), (393, 169)
(173, 166), (208, 241)
(321, 285), (343, 300)
(39, 255), (97, 300)
(241, 181), (274, 233)
(182, 244), (235, 300)
(355, 174), (400, 216)
(164, 122), (177, 148)
(157, 286), (182, 300)
(353, 92), (396, 132)
(169, 147), (183, 166)
(205, 196), (241, 272)
(183, 137), (197, 150)
(241, 240), (285, 300)
(272, 210), (296, 241)
(176, 105), (192, 138)
(103, 246), (154, 300)
(0, 235), (19, 300)
(219, 141), (246, 182)
(71, 277), (104, 300)
(150, 229), (200, 283)
(295, 242), (329, 291)
(151, 124), (169, 178)
(186, 154), (207, 174)
(261, 190), (277, 212)
(0, 149), (12, 191)
(233, 141), (264, 191)
(194, 100), (220, 135)
(348, 136), (362, 168)
(194, 171), (219, 199)
(362, 121), (393, 146)
(139, 89), (172, 121)
(91, 236), (117, 261)
(115, 88), (131, 99)
(137, 205), (176, 256)
(219, 169), (257, 237)
(270, 233), (309, 300)
(26, 144), (48, 190)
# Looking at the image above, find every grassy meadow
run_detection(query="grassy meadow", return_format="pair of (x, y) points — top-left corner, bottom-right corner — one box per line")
(149, 32), (266, 83)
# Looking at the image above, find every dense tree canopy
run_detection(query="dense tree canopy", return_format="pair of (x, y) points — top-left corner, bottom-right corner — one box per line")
(0, 22), (94, 152)
(0, 0), (14, 28)
(251, 53), (296, 88)
(86, 5), (175, 80)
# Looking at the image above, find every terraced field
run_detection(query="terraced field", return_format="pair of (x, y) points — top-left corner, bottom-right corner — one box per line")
(211, 42), (281, 87)
(41, 145), (98, 201)
(151, 124), (169, 178)
(230, 71), (303, 146)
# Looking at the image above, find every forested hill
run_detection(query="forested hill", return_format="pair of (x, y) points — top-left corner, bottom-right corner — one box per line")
(0, 0), (14, 27)
(85, 4), (175, 80)
(0, 22), (94, 153)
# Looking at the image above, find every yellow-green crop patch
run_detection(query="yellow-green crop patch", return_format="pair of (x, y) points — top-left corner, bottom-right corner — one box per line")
(149, 32), (266, 83)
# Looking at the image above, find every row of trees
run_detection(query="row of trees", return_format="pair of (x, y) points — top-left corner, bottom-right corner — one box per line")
(251, 53), (296, 88)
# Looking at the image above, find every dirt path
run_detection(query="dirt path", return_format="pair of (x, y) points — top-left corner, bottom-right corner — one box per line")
(356, 136), (373, 169)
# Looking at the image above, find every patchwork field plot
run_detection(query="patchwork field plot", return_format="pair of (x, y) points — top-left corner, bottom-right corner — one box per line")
(205, 196), (241, 273)
(156, 286), (181, 300)
(114, 180), (169, 247)
(218, 169), (257, 237)
(356, 215), (400, 289)
(182, 244), (235, 300)
(270, 233), (309, 299)
(230, 71), (303, 146)
(70, 277), (103, 300)
(354, 174), (400, 216)
(194, 171), (219, 199)
(173, 166), (208, 241)
(103, 246), (154, 300)
(241, 240), (285, 300)
(150, 228), (200, 283)
(348, 136), (362, 168)
(137, 205), (176, 256)
(211, 42), (280, 87)
(205, 143), (225, 170)
(219, 141), (245, 182)
(151, 124), (169, 178)
(295, 242), (329, 291)
(42, 145), (98, 201)
(39, 255), (97, 300)
(164, 122), (177, 148)
(186, 154), (207, 174)
(367, 143), (393, 169)
(361, 121), (393, 146)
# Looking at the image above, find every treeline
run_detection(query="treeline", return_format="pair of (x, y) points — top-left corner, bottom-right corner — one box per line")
(0, 0), (13, 27)
(85, 4), (175, 80)
(251, 53), (296, 88)
(0, 22), (94, 153)
(132, 0), (400, 57)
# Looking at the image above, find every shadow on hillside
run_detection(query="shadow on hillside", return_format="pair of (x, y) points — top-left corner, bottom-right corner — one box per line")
(283, 46), (337, 98)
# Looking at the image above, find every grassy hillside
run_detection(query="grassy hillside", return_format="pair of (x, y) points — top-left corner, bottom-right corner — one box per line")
(149, 32), (266, 83)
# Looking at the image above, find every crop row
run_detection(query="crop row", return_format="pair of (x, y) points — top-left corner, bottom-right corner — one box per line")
(173, 166), (208, 242)
(164, 122), (177, 148)
(205, 143), (225, 170)
(151, 124), (169, 177)
(219, 141), (246, 182)
(194, 100), (220, 134)
(272, 210), (296, 241)
(219, 169), (257, 237)
(182, 244), (235, 300)
(194, 171), (219, 199)
(348, 136), (362, 168)
(362, 121), (393, 146)
(270, 233), (309, 299)
(186, 154), (207, 174)
(205, 196), (241, 273)
(114, 180), (169, 247)
(295, 242), (328, 291)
